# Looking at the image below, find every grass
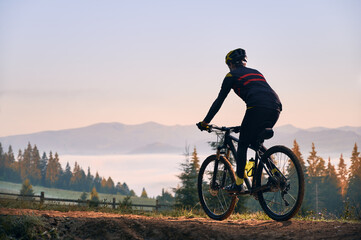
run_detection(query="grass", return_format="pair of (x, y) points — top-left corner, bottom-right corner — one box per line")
(0, 180), (155, 207)
(0, 214), (53, 240)
(1, 181), (360, 223)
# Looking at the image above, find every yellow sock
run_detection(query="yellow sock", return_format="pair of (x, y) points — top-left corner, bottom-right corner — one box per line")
(235, 175), (244, 186)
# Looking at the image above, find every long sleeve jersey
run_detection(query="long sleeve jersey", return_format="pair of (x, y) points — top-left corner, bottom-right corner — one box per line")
(203, 66), (282, 123)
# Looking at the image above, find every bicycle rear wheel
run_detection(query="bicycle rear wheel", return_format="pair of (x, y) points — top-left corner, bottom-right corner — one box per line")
(198, 154), (237, 220)
(255, 145), (304, 221)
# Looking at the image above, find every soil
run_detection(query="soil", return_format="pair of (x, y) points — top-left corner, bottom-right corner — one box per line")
(1, 208), (360, 240)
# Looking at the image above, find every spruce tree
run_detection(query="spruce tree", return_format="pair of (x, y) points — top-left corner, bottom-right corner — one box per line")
(174, 146), (199, 209)
(40, 152), (48, 186)
(292, 140), (307, 173)
(306, 143), (326, 213)
(21, 143), (32, 181)
(17, 150), (23, 182)
(157, 188), (175, 205)
(337, 154), (348, 197)
(86, 167), (94, 191)
(291, 140), (310, 214)
(94, 172), (101, 192)
(63, 162), (72, 189)
(321, 158), (343, 214)
(4, 146), (18, 181)
(346, 143), (361, 216)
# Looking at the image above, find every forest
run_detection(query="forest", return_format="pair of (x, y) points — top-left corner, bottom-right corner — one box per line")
(0, 142), (135, 196)
(1, 141), (361, 218)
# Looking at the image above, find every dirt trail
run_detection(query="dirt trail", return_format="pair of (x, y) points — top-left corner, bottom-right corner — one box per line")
(1, 208), (360, 240)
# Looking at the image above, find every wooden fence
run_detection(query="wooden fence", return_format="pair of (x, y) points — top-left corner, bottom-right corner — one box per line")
(0, 192), (171, 211)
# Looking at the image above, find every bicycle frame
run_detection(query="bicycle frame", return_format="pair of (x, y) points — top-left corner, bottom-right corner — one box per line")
(213, 126), (273, 194)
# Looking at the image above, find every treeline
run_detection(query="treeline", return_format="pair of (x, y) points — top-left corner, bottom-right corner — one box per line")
(0, 142), (136, 196)
(294, 141), (361, 217)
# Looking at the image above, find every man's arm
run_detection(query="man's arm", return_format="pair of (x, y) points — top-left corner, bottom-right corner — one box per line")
(203, 74), (233, 123)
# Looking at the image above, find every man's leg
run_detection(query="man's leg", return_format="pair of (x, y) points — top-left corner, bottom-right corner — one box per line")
(234, 108), (280, 189)
(225, 109), (257, 193)
(236, 109), (258, 182)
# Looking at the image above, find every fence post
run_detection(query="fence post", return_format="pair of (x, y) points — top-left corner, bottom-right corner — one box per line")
(155, 199), (159, 212)
(40, 192), (44, 205)
(112, 198), (116, 209)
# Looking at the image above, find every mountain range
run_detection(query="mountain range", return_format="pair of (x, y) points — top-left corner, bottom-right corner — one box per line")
(0, 122), (360, 160)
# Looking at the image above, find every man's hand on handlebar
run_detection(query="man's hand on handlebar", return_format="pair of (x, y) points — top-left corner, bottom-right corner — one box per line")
(196, 121), (210, 131)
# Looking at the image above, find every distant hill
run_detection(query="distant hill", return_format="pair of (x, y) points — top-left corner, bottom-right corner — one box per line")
(0, 122), (360, 160)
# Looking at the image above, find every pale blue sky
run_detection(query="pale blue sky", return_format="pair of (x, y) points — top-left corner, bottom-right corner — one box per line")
(1, 0), (360, 136)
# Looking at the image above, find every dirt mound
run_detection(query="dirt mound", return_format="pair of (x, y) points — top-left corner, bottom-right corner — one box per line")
(1, 208), (361, 240)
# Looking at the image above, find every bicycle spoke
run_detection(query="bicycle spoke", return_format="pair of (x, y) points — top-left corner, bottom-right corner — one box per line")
(198, 155), (237, 220)
(257, 146), (304, 220)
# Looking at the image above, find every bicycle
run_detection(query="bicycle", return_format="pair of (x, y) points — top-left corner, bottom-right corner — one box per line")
(197, 124), (304, 221)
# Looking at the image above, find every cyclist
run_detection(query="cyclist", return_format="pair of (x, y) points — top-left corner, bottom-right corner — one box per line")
(197, 48), (282, 193)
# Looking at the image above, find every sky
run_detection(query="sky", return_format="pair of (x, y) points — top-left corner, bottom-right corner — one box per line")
(1, 0), (361, 137)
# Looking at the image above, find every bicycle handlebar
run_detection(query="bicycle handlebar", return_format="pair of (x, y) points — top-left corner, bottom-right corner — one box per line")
(206, 124), (241, 133)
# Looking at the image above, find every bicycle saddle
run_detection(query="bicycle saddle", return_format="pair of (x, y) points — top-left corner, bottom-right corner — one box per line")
(257, 128), (274, 141)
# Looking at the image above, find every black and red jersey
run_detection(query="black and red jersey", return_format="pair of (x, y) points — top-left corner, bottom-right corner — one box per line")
(203, 66), (282, 123)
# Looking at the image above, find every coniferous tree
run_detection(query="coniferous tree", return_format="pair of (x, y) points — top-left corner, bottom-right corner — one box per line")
(174, 146), (199, 208)
(106, 177), (115, 194)
(45, 152), (61, 187)
(17, 150), (23, 181)
(129, 189), (136, 197)
(122, 183), (130, 195)
(337, 154), (348, 197)
(70, 162), (86, 191)
(306, 143), (326, 213)
(157, 188), (175, 205)
(21, 143), (32, 181)
(54, 153), (63, 187)
(20, 179), (34, 198)
(3, 146), (18, 181)
(101, 177), (107, 193)
(90, 187), (100, 207)
(94, 172), (101, 192)
(2, 146), (11, 176)
(307, 143), (326, 177)
(346, 143), (361, 216)
(62, 162), (72, 189)
(292, 140), (307, 173)
(86, 167), (94, 191)
(141, 187), (148, 198)
(30, 145), (42, 185)
(115, 182), (130, 195)
(321, 158), (343, 214)
(292, 140), (310, 214)
(40, 152), (48, 185)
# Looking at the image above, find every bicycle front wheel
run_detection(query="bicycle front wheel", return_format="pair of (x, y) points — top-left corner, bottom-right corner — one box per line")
(255, 145), (304, 221)
(198, 154), (237, 220)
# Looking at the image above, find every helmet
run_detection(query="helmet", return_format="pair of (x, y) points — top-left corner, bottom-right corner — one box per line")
(225, 48), (247, 65)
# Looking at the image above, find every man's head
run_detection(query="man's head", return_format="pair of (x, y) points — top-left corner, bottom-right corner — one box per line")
(225, 48), (247, 70)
